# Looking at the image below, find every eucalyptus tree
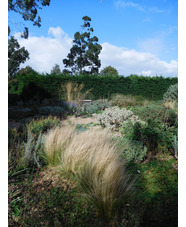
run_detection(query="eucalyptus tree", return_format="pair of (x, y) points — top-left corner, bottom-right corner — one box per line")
(63, 16), (102, 74)
(8, 0), (51, 76)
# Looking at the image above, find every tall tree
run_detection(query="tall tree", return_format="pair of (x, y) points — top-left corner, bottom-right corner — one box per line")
(8, 0), (51, 38)
(63, 16), (102, 74)
(8, 0), (51, 76)
(100, 66), (119, 77)
(50, 64), (61, 75)
(8, 36), (29, 77)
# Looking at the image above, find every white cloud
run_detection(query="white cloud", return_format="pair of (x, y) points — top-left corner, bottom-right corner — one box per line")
(14, 27), (73, 73)
(14, 27), (177, 77)
(114, 1), (165, 13)
(114, 1), (144, 11)
(137, 37), (164, 55)
(100, 42), (178, 76)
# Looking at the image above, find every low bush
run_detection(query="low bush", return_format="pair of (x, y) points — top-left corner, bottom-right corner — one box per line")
(39, 106), (65, 117)
(26, 116), (60, 137)
(120, 119), (176, 157)
(115, 137), (147, 163)
(132, 104), (178, 127)
(93, 106), (138, 131)
(163, 83), (178, 102)
(24, 117), (61, 167)
(111, 94), (138, 107)
(76, 99), (111, 116)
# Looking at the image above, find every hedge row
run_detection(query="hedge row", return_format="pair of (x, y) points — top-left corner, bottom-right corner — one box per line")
(9, 73), (178, 101)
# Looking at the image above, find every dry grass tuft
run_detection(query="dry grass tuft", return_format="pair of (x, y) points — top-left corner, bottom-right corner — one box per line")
(60, 81), (91, 104)
(163, 100), (176, 110)
(44, 126), (135, 224)
(44, 126), (75, 166)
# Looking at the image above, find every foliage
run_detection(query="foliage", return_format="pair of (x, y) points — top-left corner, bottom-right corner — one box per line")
(100, 66), (119, 77)
(63, 16), (102, 74)
(20, 81), (51, 104)
(8, 36), (29, 77)
(111, 94), (138, 107)
(93, 106), (138, 131)
(120, 119), (177, 156)
(39, 106), (65, 117)
(115, 137), (147, 163)
(50, 64), (61, 75)
(17, 66), (37, 75)
(8, 127), (27, 169)
(136, 158), (178, 226)
(163, 83), (178, 102)
(132, 104), (178, 127)
(77, 99), (111, 116)
(8, 0), (51, 38)
(26, 116), (60, 137)
(9, 73), (178, 100)
(23, 117), (60, 167)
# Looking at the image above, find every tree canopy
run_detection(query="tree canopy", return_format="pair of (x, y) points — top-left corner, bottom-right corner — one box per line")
(50, 64), (61, 75)
(8, 0), (51, 38)
(8, 36), (30, 77)
(63, 16), (102, 74)
(100, 66), (119, 76)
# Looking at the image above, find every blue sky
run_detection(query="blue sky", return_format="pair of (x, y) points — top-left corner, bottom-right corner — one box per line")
(9, 0), (178, 76)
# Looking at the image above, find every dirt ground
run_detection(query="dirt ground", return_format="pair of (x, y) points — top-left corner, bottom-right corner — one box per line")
(61, 116), (99, 126)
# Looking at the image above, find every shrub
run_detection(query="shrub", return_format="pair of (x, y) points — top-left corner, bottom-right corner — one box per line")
(8, 93), (21, 106)
(132, 104), (178, 126)
(39, 106), (65, 117)
(120, 119), (176, 156)
(24, 117), (61, 167)
(26, 116), (60, 137)
(115, 137), (147, 163)
(163, 83), (178, 102)
(93, 106), (138, 131)
(20, 81), (51, 104)
(111, 94), (138, 107)
(77, 99), (111, 115)
(8, 127), (26, 169)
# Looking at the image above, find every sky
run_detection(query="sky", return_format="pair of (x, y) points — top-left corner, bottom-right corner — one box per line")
(8, 0), (178, 76)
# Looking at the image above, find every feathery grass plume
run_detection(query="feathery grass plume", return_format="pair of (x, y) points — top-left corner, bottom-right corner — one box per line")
(60, 81), (91, 105)
(44, 126), (75, 166)
(44, 125), (135, 224)
(77, 143), (135, 225)
(62, 128), (114, 172)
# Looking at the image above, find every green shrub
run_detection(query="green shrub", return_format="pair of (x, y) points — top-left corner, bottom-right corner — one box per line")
(120, 119), (176, 156)
(111, 94), (138, 107)
(85, 99), (111, 113)
(26, 116), (60, 137)
(116, 137), (147, 163)
(163, 83), (178, 102)
(24, 117), (61, 167)
(132, 104), (177, 126)
(20, 81), (51, 104)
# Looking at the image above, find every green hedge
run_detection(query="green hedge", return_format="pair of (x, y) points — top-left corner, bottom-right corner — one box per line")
(9, 73), (178, 101)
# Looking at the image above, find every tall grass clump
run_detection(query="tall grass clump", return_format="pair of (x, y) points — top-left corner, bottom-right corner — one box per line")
(44, 126), (135, 225)
(77, 144), (135, 225)
(44, 126), (75, 166)
(59, 81), (91, 105)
